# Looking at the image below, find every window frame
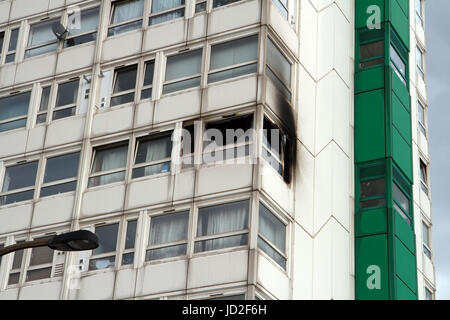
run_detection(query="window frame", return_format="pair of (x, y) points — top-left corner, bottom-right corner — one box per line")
(120, 217), (139, 267)
(148, 0), (186, 26)
(416, 45), (426, 80)
(36, 84), (53, 125)
(419, 158), (429, 196)
(87, 221), (121, 271)
(24, 234), (57, 283)
(140, 59), (156, 101)
(262, 115), (288, 177)
(0, 26), (20, 64)
(417, 99), (427, 137)
(422, 220), (432, 259)
(63, 6), (100, 48)
(52, 78), (81, 121)
(7, 238), (27, 286)
(110, 64), (139, 107)
(25, 17), (60, 59)
(0, 89), (32, 133)
(108, 0), (145, 37)
(265, 36), (293, 102)
(0, 160), (39, 207)
(358, 163), (387, 210)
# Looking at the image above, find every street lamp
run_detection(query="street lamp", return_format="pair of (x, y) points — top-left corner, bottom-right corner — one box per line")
(0, 230), (99, 257)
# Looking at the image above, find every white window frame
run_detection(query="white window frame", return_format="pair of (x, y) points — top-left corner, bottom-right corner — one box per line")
(261, 114), (287, 177)
(24, 17), (60, 59)
(64, 6), (100, 48)
(194, 0), (207, 13)
(416, 45), (425, 80)
(6, 238), (27, 287)
(108, 0), (145, 37)
(140, 59), (155, 101)
(36, 84), (52, 124)
(422, 220), (432, 259)
(87, 221), (121, 272)
(419, 158), (429, 196)
(0, 26), (20, 64)
(52, 77), (82, 121)
(110, 64), (139, 107)
(120, 217), (139, 267)
(0, 89), (32, 133)
(149, 0), (186, 26)
(417, 98), (427, 137)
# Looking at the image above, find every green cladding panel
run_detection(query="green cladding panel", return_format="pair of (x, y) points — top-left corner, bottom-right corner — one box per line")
(355, 0), (417, 300)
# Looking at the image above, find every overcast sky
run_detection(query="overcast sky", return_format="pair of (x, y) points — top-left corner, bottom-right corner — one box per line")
(425, 0), (450, 300)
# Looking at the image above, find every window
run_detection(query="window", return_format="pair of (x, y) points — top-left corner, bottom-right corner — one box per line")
(40, 152), (80, 197)
(111, 65), (138, 107)
(0, 31), (4, 60)
(258, 203), (287, 269)
(108, 0), (145, 36)
(1, 27), (19, 64)
(36, 86), (51, 124)
(195, 0), (207, 13)
(359, 163), (386, 209)
(88, 143), (129, 187)
(392, 182), (411, 224)
(141, 60), (155, 100)
(416, 46), (425, 80)
(262, 117), (287, 176)
(181, 124), (196, 168)
(163, 49), (202, 94)
(417, 100), (427, 136)
(26, 236), (54, 282)
(203, 114), (253, 164)
(132, 133), (173, 179)
(64, 7), (99, 48)
(390, 41), (407, 85)
(8, 242), (25, 285)
(195, 200), (249, 253)
(122, 219), (137, 265)
(146, 211), (189, 261)
(25, 19), (59, 58)
(213, 0), (242, 8)
(416, 0), (424, 27)
(272, 0), (288, 19)
(420, 159), (429, 195)
(0, 161), (38, 206)
(89, 223), (119, 270)
(208, 35), (258, 84)
(53, 79), (79, 120)
(266, 38), (292, 101)
(422, 221), (432, 259)
(359, 29), (384, 69)
(0, 91), (31, 133)
(149, 0), (185, 26)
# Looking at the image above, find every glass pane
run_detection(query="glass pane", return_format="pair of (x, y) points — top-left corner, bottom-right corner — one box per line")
(0, 189), (35, 205)
(40, 181), (77, 197)
(0, 91), (31, 122)
(197, 200), (249, 237)
(2, 161), (38, 192)
(92, 144), (128, 173)
(8, 28), (19, 51)
(135, 135), (172, 164)
(113, 65), (138, 93)
(25, 42), (58, 58)
(416, 47), (423, 69)
(208, 63), (257, 83)
(149, 211), (189, 245)
(210, 35), (258, 71)
(273, 0), (288, 19)
(267, 38), (291, 87)
(36, 113), (47, 124)
(392, 182), (409, 214)
(93, 223), (119, 255)
(44, 152), (80, 183)
(141, 88), (152, 100)
(132, 162), (171, 178)
(5, 53), (15, 63)
(213, 0), (241, 8)
(420, 161), (428, 184)
(29, 239), (53, 266)
(64, 32), (97, 47)
(0, 31), (4, 54)
(152, 0), (184, 13)
(258, 236), (286, 269)
(195, 2), (207, 12)
(111, 92), (135, 106)
(88, 171), (126, 187)
(56, 80), (79, 107)
(111, 0), (145, 24)
(89, 256), (115, 270)
(108, 19), (142, 36)
(143, 61), (155, 86)
(39, 86), (51, 111)
(360, 198), (386, 209)
(194, 234), (248, 253)
(360, 178), (385, 198)
(0, 118), (27, 133)
(165, 49), (202, 82)
(52, 106), (76, 120)
(26, 267), (52, 282)
(122, 252), (134, 265)
(8, 272), (20, 285)
(149, 8), (185, 25)
(266, 66), (291, 100)
(146, 244), (187, 261)
(12, 248), (24, 269)
(259, 204), (285, 253)
(360, 41), (384, 60)
(422, 222), (430, 247)
(67, 7), (99, 37)
(418, 101), (425, 124)
(28, 20), (58, 46)
(163, 76), (201, 94)
(390, 45), (406, 78)
(204, 114), (253, 147)
(263, 117), (284, 155)
(125, 220), (137, 249)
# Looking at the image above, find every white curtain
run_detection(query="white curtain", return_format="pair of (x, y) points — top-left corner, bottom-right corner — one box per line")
(112, 0), (145, 24)
(150, 212), (189, 245)
(259, 204), (285, 252)
(166, 49), (202, 81)
(68, 7), (99, 36)
(93, 145), (128, 185)
(152, 0), (184, 13)
(210, 35), (258, 70)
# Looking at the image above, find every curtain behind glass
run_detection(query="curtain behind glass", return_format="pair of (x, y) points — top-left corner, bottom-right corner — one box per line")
(69, 7), (99, 36)
(210, 35), (258, 70)
(259, 204), (285, 252)
(28, 20), (57, 46)
(111, 0), (145, 24)
(152, 0), (184, 13)
(165, 49), (202, 81)
(93, 145), (128, 185)
(0, 92), (31, 121)
(149, 211), (189, 245)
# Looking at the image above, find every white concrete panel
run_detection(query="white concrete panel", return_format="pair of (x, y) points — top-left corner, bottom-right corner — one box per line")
(299, 0), (318, 79)
(0, 64), (17, 88)
(102, 31), (143, 63)
(257, 253), (290, 300)
(15, 54), (57, 85)
(418, 130), (429, 157)
(137, 260), (188, 296)
(78, 271), (115, 300)
(268, 3), (299, 57)
(154, 90), (201, 124)
(44, 116), (85, 148)
(126, 176), (172, 209)
(261, 163), (294, 215)
(208, 0), (260, 36)
(415, 21), (426, 48)
(48, 0), (65, 10)
(25, 126), (46, 154)
(0, 288), (19, 300)
(173, 171), (195, 201)
(188, 250), (248, 289)
(92, 105), (134, 137)
(419, 189), (431, 220)
(204, 76), (257, 113)
(292, 224), (313, 300)
(0, 130), (27, 158)
(0, 1), (10, 24)
(10, 0), (48, 20)
(81, 184), (126, 218)
(32, 194), (75, 227)
(187, 13), (207, 42)
(114, 268), (137, 300)
(134, 101), (154, 129)
(294, 144), (314, 233)
(56, 44), (95, 75)
(19, 281), (62, 300)
(144, 20), (186, 52)
(0, 204), (33, 234)
(196, 164), (253, 197)
(423, 255), (435, 284)
(417, 75), (427, 101)
(297, 65), (317, 153)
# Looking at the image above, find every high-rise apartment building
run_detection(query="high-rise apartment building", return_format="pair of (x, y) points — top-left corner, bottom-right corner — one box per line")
(0, 0), (435, 300)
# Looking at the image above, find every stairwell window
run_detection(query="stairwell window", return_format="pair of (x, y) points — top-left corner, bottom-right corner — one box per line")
(208, 35), (259, 84)
(163, 49), (203, 94)
(149, 0), (185, 26)
(40, 152), (80, 197)
(195, 200), (249, 253)
(122, 219), (138, 265)
(132, 133), (173, 179)
(64, 7), (99, 48)
(0, 161), (38, 206)
(108, 0), (145, 36)
(266, 38), (292, 101)
(88, 142), (129, 187)
(25, 19), (59, 58)
(146, 211), (189, 261)
(258, 203), (287, 269)
(111, 65), (138, 107)
(53, 79), (79, 120)
(89, 223), (119, 270)
(0, 91), (31, 133)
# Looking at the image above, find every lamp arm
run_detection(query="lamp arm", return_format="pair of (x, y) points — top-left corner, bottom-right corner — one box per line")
(0, 239), (49, 257)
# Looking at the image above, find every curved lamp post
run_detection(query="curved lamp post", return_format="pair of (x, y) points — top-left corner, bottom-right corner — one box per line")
(0, 230), (99, 257)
